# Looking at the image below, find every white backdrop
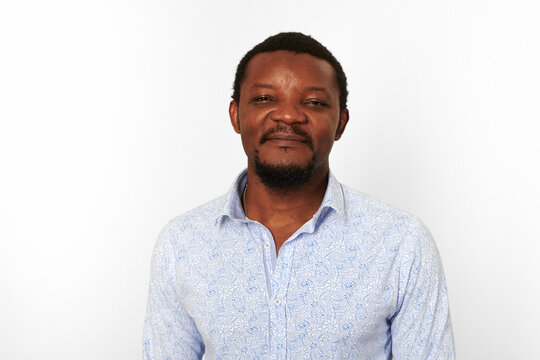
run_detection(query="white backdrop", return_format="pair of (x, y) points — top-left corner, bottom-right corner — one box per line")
(1, 1), (539, 359)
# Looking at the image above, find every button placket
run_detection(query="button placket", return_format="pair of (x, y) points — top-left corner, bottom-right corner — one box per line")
(272, 238), (300, 360)
(259, 226), (298, 359)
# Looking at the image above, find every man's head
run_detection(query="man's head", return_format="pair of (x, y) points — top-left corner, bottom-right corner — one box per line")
(232, 32), (348, 113)
(229, 33), (349, 190)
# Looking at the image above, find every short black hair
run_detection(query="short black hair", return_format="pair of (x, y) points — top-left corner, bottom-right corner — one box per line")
(232, 32), (348, 112)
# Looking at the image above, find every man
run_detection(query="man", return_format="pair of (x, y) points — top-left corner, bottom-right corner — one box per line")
(143, 32), (455, 359)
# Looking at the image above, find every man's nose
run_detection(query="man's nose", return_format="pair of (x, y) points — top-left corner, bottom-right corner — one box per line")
(269, 102), (307, 124)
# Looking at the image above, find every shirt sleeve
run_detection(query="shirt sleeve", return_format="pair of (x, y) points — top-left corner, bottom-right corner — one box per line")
(143, 223), (205, 360)
(390, 217), (455, 359)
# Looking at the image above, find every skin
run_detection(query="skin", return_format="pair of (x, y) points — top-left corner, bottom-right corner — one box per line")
(229, 50), (349, 254)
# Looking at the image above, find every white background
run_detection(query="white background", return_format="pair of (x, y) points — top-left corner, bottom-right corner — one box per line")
(1, 1), (539, 359)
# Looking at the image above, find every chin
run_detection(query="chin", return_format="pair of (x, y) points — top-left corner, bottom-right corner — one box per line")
(253, 153), (316, 190)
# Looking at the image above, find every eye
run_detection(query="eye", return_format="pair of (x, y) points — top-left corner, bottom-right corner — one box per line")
(251, 95), (274, 103)
(305, 99), (328, 107)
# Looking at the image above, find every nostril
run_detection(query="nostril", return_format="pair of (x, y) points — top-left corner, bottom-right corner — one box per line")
(269, 106), (307, 123)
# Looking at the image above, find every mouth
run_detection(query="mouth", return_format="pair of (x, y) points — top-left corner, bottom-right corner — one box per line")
(260, 126), (314, 150)
(265, 133), (308, 143)
(263, 134), (310, 149)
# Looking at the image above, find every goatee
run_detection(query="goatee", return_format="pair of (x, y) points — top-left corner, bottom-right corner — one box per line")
(253, 124), (316, 189)
(253, 153), (316, 190)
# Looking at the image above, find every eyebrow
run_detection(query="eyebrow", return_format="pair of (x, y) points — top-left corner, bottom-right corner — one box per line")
(251, 83), (275, 89)
(306, 86), (328, 92)
(250, 84), (329, 93)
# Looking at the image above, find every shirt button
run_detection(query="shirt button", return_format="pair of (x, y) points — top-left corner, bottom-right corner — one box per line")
(274, 298), (281, 305)
(264, 242), (270, 249)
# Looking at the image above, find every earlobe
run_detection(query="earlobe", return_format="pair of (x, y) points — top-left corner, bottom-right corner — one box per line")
(335, 108), (349, 140)
(229, 101), (241, 134)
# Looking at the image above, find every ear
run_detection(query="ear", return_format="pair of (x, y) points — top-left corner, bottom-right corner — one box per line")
(229, 100), (241, 134)
(334, 108), (349, 140)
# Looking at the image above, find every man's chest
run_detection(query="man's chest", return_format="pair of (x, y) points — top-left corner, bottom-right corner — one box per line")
(175, 230), (399, 357)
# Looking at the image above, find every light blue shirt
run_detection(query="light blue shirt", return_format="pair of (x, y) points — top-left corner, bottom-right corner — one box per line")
(143, 170), (455, 359)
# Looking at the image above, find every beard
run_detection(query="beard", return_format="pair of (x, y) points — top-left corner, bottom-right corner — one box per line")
(251, 124), (317, 189)
(254, 152), (316, 190)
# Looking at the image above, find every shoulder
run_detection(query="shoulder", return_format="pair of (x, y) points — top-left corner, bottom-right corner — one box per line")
(341, 185), (414, 226)
(340, 184), (435, 251)
(154, 195), (227, 251)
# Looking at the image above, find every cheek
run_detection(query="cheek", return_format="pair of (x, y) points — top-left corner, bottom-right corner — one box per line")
(239, 112), (269, 143)
(318, 136), (335, 152)
(311, 124), (339, 155)
(315, 123), (338, 143)
(239, 125), (262, 152)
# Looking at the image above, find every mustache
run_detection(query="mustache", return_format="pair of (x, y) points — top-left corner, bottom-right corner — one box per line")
(260, 125), (314, 150)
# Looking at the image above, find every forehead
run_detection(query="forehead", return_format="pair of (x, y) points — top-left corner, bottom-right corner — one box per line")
(241, 50), (338, 91)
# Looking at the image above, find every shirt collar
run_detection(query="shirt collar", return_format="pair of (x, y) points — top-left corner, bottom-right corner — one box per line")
(215, 168), (345, 225)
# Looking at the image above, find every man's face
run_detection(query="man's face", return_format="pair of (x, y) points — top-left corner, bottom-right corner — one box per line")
(229, 50), (348, 188)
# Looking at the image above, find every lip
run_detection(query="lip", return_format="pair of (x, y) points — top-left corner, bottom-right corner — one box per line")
(265, 134), (307, 142)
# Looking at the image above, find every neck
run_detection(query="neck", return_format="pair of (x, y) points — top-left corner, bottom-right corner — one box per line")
(243, 165), (329, 225)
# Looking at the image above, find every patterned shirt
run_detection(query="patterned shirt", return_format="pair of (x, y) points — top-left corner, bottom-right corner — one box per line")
(143, 170), (455, 359)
